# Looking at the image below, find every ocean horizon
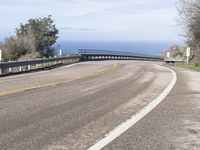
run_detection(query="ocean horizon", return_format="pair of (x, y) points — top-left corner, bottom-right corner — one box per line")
(0, 38), (180, 56)
(55, 40), (180, 56)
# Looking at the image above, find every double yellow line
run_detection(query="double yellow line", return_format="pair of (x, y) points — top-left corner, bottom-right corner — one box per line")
(0, 63), (120, 97)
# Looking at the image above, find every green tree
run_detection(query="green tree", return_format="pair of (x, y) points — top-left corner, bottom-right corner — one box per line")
(1, 15), (58, 61)
(16, 15), (59, 58)
(1, 36), (27, 61)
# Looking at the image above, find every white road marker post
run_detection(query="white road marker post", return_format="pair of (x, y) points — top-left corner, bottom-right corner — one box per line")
(0, 50), (2, 62)
(167, 52), (170, 58)
(0, 50), (2, 74)
(186, 47), (191, 64)
(59, 49), (62, 57)
(59, 49), (62, 63)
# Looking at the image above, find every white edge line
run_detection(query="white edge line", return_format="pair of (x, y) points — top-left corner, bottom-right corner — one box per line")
(88, 65), (177, 150)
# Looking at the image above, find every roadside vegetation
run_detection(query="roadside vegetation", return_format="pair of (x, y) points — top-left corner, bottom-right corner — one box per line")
(0, 15), (58, 61)
(160, 45), (186, 59)
(178, 0), (200, 65)
(161, 0), (200, 71)
(177, 63), (200, 71)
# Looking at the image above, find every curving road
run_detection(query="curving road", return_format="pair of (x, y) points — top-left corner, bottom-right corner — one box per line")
(0, 61), (199, 150)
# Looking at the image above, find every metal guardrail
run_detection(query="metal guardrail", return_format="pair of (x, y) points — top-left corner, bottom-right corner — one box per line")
(0, 49), (163, 76)
(164, 58), (187, 63)
(78, 49), (160, 57)
(78, 49), (162, 61)
(0, 55), (81, 75)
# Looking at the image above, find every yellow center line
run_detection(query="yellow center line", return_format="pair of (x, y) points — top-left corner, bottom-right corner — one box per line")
(0, 63), (120, 97)
(0, 83), (57, 97)
(72, 63), (119, 80)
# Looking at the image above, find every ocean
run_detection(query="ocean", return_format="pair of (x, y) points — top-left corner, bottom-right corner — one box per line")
(55, 40), (177, 56)
(0, 38), (178, 56)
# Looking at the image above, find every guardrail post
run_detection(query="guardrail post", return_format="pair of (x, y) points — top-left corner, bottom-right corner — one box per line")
(0, 50), (2, 75)
(28, 65), (31, 70)
(9, 67), (12, 73)
(19, 66), (22, 72)
(0, 66), (2, 75)
(43, 62), (46, 68)
(36, 63), (39, 69)
(8, 61), (12, 73)
(0, 50), (2, 62)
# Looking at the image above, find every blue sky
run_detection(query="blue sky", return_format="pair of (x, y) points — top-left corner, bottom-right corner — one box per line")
(0, 0), (181, 42)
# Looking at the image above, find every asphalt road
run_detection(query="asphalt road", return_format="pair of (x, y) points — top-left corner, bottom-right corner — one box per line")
(103, 65), (200, 150)
(0, 61), (199, 150)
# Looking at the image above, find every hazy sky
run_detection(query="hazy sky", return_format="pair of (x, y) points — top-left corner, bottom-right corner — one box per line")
(0, 0), (181, 42)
